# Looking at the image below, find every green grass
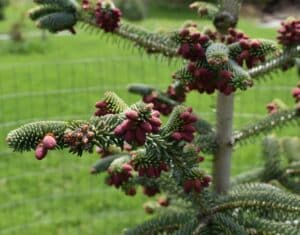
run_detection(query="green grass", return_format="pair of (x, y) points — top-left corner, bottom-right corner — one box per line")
(0, 2), (299, 235)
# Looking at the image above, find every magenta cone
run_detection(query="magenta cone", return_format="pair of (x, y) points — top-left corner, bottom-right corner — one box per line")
(42, 135), (57, 150)
(140, 122), (152, 133)
(124, 130), (135, 143)
(35, 145), (48, 160)
(125, 110), (139, 120)
(135, 127), (146, 145)
(149, 117), (162, 127)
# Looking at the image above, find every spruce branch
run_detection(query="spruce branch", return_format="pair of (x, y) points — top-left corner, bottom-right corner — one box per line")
(82, 21), (179, 58)
(211, 213), (248, 235)
(281, 137), (300, 163)
(6, 121), (69, 152)
(123, 212), (194, 235)
(220, 0), (242, 20)
(229, 183), (282, 196)
(170, 219), (198, 235)
(230, 138), (300, 194)
(115, 23), (179, 58)
(279, 175), (300, 194)
(194, 132), (218, 154)
(214, 0), (241, 33)
(229, 39), (279, 60)
(36, 12), (77, 33)
(189, 1), (219, 20)
(261, 135), (283, 181)
(28, 5), (62, 21)
(232, 108), (300, 145)
(128, 84), (180, 107)
(90, 153), (126, 174)
(249, 46), (300, 79)
(34, 0), (79, 10)
(230, 168), (263, 186)
(212, 185), (300, 215)
(240, 216), (300, 235)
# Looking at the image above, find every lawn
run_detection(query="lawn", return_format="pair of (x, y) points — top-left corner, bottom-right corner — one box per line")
(0, 2), (299, 235)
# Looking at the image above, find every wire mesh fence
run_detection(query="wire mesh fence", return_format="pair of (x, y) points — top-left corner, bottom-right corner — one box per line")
(0, 55), (298, 234)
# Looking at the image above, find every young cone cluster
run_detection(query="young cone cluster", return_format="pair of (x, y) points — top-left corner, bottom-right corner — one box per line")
(277, 18), (300, 47)
(203, 28), (218, 41)
(114, 106), (162, 146)
(183, 175), (212, 193)
(94, 0), (121, 32)
(94, 100), (113, 116)
(143, 85), (186, 116)
(167, 85), (186, 103)
(64, 124), (95, 155)
(221, 28), (249, 45)
(143, 92), (173, 116)
(35, 134), (57, 160)
(143, 185), (160, 197)
(187, 63), (236, 95)
(132, 159), (169, 178)
(234, 39), (266, 68)
(106, 163), (133, 188)
(170, 108), (197, 142)
(177, 27), (210, 61)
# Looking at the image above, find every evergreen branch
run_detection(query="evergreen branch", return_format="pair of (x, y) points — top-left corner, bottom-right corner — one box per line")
(6, 121), (68, 151)
(128, 84), (180, 107)
(232, 109), (300, 145)
(128, 84), (155, 96)
(212, 185), (300, 215)
(28, 5), (62, 21)
(116, 23), (179, 57)
(230, 168), (263, 186)
(123, 212), (194, 235)
(170, 219), (198, 235)
(214, 0), (241, 33)
(229, 183), (281, 196)
(82, 20), (179, 58)
(249, 46), (300, 79)
(90, 154), (126, 174)
(189, 1), (219, 20)
(194, 132), (218, 154)
(194, 119), (215, 135)
(211, 213), (248, 235)
(36, 12), (77, 33)
(229, 39), (279, 60)
(34, 0), (79, 10)
(261, 135), (283, 181)
(241, 216), (300, 235)
(220, 0), (241, 19)
(279, 176), (300, 194)
(281, 137), (300, 163)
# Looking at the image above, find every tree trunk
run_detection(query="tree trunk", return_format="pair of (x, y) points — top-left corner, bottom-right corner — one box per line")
(213, 92), (234, 194)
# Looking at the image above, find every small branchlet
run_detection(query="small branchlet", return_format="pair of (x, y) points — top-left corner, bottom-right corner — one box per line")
(7, 93), (211, 197)
(232, 108), (300, 145)
(189, 1), (219, 19)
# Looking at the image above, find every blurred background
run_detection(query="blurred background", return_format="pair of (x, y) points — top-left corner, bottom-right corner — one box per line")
(0, 0), (299, 234)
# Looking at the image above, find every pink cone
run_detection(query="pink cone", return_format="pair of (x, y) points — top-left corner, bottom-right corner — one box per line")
(135, 127), (146, 145)
(35, 145), (48, 160)
(125, 110), (139, 120)
(42, 135), (57, 150)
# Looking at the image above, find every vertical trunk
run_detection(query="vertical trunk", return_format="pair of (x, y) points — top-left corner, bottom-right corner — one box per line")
(213, 92), (234, 194)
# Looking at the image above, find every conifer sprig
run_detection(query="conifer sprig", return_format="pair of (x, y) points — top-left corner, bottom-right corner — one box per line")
(232, 108), (300, 145)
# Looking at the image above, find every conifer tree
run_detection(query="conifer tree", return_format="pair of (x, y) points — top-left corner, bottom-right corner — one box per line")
(7, 0), (300, 234)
